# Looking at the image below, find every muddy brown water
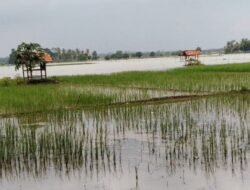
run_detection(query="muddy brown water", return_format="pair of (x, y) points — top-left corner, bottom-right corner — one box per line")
(0, 95), (250, 190)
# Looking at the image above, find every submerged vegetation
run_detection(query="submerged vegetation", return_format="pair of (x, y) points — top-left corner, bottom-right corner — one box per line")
(0, 94), (250, 189)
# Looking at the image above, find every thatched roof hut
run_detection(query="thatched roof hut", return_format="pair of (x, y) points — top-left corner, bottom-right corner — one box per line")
(181, 50), (202, 57)
(22, 52), (53, 81)
(180, 50), (202, 65)
(39, 53), (53, 63)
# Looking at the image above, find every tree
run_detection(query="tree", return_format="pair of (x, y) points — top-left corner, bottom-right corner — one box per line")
(134, 52), (143, 58)
(92, 51), (98, 60)
(114, 51), (124, 59)
(14, 42), (45, 71)
(196, 47), (202, 52)
(104, 55), (111, 60)
(78, 54), (89, 61)
(171, 51), (182, 56)
(122, 53), (129, 59)
(224, 40), (236, 54)
(8, 49), (17, 65)
(149, 52), (156, 57)
(240, 38), (250, 52)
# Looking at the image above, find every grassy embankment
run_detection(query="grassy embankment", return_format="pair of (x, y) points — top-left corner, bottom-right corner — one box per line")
(0, 63), (250, 115)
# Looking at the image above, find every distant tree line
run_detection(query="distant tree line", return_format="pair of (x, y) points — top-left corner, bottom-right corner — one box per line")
(6, 49), (179, 64)
(8, 48), (99, 64)
(48, 48), (99, 62)
(6, 45), (210, 65)
(7, 48), (184, 64)
(103, 50), (181, 60)
(5, 40), (250, 65)
(104, 51), (130, 60)
(224, 39), (250, 54)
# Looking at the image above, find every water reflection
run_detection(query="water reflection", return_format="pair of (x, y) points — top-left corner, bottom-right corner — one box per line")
(0, 95), (250, 189)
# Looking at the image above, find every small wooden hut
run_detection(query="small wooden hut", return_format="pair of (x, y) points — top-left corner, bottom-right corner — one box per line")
(180, 50), (202, 65)
(22, 53), (53, 81)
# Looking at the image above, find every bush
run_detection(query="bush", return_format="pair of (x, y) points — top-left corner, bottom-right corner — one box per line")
(105, 55), (111, 60)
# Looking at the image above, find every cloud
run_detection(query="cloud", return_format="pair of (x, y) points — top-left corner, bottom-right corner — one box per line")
(0, 0), (250, 56)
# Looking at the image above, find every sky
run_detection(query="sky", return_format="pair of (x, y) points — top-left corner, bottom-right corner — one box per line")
(0, 0), (250, 57)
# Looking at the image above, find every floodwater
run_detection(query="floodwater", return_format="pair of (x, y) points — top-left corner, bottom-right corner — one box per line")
(1, 53), (250, 79)
(0, 94), (250, 190)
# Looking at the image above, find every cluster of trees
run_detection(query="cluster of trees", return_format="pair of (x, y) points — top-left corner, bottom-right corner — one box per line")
(104, 51), (167, 60)
(104, 51), (130, 60)
(131, 51), (157, 58)
(49, 48), (98, 62)
(224, 39), (250, 54)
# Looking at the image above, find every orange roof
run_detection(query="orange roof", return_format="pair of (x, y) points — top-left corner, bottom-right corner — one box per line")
(182, 50), (201, 56)
(40, 53), (53, 63)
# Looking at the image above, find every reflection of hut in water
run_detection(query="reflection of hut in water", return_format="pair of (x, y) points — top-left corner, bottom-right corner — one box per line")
(180, 50), (202, 65)
(22, 53), (53, 81)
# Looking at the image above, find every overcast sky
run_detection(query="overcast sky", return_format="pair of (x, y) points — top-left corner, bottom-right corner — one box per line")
(0, 0), (250, 56)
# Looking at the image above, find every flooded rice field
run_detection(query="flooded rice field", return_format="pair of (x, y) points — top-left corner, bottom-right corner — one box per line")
(0, 94), (250, 190)
(65, 85), (209, 104)
(1, 53), (250, 79)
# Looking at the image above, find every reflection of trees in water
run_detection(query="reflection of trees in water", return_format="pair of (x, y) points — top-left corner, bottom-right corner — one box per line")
(0, 95), (250, 180)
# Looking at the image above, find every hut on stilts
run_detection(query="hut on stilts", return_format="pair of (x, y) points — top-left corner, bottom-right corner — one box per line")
(21, 53), (53, 81)
(180, 50), (202, 66)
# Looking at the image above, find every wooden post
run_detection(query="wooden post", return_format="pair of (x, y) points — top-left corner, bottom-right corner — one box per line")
(26, 66), (29, 81)
(45, 64), (47, 79)
(40, 63), (42, 80)
(22, 64), (25, 79)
